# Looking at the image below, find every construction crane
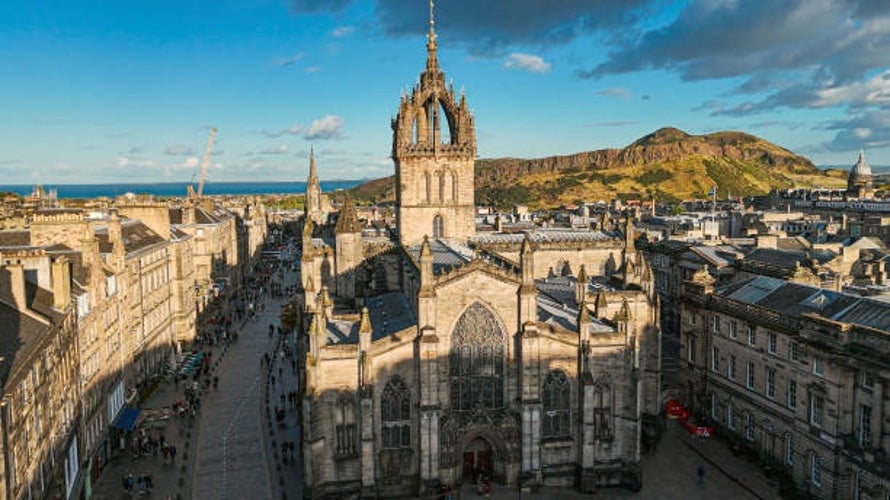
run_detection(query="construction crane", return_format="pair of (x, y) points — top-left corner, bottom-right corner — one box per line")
(189, 127), (217, 199)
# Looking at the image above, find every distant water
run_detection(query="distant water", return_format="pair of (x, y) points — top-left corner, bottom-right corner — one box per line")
(0, 181), (365, 199)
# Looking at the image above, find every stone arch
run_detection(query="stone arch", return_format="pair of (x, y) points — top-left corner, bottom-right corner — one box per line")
(456, 428), (510, 483)
(449, 301), (507, 411)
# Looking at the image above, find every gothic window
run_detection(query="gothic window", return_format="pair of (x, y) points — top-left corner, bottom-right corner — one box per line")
(433, 215), (444, 239)
(381, 377), (411, 449)
(438, 171), (446, 202)
(424, 172), (432, 204)
(542, 370), (571, 438)
(593, 381), (613, 439)
(334, 395), (358, 457)
(450, 302), (505, 411)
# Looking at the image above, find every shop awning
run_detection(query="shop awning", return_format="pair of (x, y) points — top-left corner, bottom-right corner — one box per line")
(112, 407), (142, 431)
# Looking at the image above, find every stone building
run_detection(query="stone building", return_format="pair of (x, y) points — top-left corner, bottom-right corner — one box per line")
(299, 11), (661, 498)
(0, 250), (80, 500)
(679, 270), (890, 499)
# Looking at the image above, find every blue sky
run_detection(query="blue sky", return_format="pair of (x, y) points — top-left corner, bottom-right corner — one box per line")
(1, 0), (888, 185)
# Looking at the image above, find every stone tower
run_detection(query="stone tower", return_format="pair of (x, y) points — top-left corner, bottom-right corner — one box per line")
(334, 196), (363, 301)
(305, 146), (325, 225)
(391, 4), (476, 245)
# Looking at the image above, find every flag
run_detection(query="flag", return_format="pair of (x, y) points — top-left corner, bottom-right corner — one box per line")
(708, 185), (716, 197)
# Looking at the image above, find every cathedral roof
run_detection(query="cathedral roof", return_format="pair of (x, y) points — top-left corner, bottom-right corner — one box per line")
(535, 276), (615, 333)
(325, 291), (416, 345)
(406, 238), (474, 275)
(472, 230), (613, 246)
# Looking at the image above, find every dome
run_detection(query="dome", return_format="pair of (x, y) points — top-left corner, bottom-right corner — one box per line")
(851, 151), (872, 177)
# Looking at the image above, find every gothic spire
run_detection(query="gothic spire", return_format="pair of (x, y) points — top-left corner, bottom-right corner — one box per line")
(426, 0), (438, 73)
(308, 145), (318, 183)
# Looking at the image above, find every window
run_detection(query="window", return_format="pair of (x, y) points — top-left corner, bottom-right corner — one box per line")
(688, 313), (696, 326)
(712, 315), (721, 334)
(729, 320), (737, 338)
(711, 393), (718, 420)
(789, 341), (800, 362)
(592, 381), (612, 440)
(747, 326), (756, 346)
(727, 404), (736, 430)
(785, 433), (794, 465)
(766, 368), (776, 399)
(450, 302), (505, 411)
(746, 361), (755, 389)
(859, 405), (872, 448)
(811, 453), (822, 487)
(767, 332), (777, 354)
(728, 354), (736, 380)
(688, 337), (697, 363)
(810, 394), (824, 428)
(861, 371), (874, 391)
(744, 412), (753, 440)
(711, 346), (720, 372)
(787, 380), (798, 409)
(542, 371), (571, 439)
(812, 357), (824, 377)
(381, 377), (411, 449)
(334, 396), (357, 457)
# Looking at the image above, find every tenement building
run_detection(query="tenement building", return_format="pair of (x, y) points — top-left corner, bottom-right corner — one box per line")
(299, 11), (661, 498)
(679, 270), (890, 499)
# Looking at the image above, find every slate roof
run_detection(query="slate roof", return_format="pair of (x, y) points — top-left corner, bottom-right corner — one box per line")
(719, 277), (890, 331)
(472, 229), (614, 246)
(405, 239), (474, 275)
(744, 248), (807, 269)
(0, 230), (29, 247)
(325, 291), (417, 345)
(535, 276), (614, 334)
(93, 220), (166, 255)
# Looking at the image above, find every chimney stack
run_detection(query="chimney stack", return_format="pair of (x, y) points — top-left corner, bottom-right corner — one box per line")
(0, 261), (27, 311)
(52, 257), (71, 310)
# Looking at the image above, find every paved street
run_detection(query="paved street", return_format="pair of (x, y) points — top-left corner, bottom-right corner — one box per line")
(90, 264), (303, 500)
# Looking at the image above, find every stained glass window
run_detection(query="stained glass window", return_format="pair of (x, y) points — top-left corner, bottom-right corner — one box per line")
(381, 376), (411, 448)
(335, 395), (357, 457)
(542, 370), (571, 438)
(450, 302), (505, 411)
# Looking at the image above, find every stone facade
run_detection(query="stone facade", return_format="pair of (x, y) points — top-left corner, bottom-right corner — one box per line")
(0, 250), (80, 500)
(299, 13), (661, 499)
(679, 270), (890, 499)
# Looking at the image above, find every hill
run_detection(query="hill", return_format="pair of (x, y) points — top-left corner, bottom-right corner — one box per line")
(349, 127), (846, 209)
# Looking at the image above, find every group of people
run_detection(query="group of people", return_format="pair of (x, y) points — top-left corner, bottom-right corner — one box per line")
(122, 472), (154, 495)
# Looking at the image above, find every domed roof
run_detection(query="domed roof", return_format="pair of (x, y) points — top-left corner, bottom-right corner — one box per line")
(851, 151), (872, 177)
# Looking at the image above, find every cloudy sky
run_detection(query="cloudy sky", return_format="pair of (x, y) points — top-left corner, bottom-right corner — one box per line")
(1, 0), (888, 185)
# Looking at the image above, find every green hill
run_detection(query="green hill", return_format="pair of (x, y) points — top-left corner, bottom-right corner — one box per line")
(349, 127), (846, 209)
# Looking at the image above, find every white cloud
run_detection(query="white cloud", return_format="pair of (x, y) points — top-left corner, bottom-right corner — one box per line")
(278, 53), (305, 67)
(261, 124), (304, 138)
(304, 66), (321, 74)
(260, 144), (289, 155)
(332, 26), (354, 38)
(183, 156), (200, 168)
(164, 144), (195, 156)
(594, 87), (631, 99)
(503, 53), (552, 74)
(304, 115), (344, 140)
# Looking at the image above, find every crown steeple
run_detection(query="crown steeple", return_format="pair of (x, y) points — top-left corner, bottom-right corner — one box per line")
(426, 0), (438, 73)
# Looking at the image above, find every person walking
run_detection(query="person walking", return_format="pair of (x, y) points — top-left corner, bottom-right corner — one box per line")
(697, 464), (705, 486)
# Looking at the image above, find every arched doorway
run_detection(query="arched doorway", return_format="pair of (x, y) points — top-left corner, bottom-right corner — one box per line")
(462, 437), (493, 481)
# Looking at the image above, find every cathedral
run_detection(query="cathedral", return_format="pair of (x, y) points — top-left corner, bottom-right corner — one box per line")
(297, 9), (662, 499)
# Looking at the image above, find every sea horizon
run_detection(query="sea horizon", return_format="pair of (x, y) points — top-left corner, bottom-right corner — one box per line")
(0, 180), (366, 199)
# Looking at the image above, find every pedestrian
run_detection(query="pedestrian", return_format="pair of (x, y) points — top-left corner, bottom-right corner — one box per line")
(697, 464), (705, 485)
